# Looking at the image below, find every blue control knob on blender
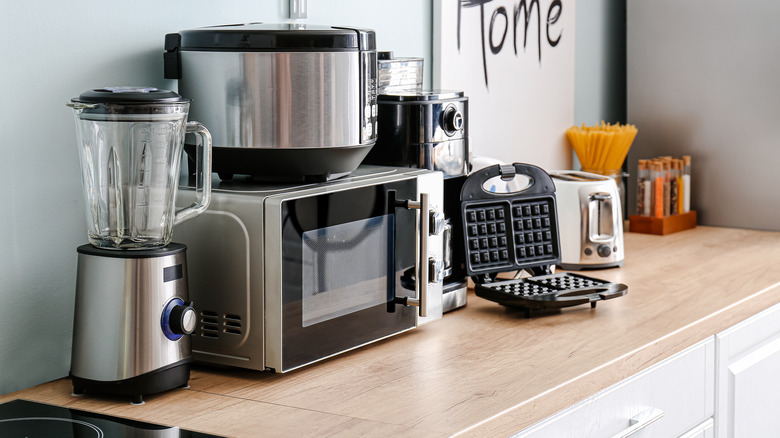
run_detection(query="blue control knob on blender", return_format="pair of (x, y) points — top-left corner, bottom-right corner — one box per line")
(161, 298), (196, 340)
(169, 301), (196, 335)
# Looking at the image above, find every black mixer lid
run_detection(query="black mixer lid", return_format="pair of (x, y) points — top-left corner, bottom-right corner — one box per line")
(71, 87), (188, 105)
(169, 23), (376, 52)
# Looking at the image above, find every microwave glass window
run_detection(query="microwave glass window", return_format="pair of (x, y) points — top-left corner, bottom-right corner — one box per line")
(279, 180), (417, 371)
(301, 214), (393, 327)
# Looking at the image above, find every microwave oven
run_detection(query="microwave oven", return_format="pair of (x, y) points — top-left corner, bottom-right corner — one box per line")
(175, 166), (444, 372)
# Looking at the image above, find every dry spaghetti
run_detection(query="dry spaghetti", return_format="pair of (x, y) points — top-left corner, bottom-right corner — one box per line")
(566, 121), (638, 172)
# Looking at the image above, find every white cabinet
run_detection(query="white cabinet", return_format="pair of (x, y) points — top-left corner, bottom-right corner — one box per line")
(680, 418), (714, 438)
(514, 339), (715, 438)
(715, 302), (780, 438)
(514, 301), (780, 438)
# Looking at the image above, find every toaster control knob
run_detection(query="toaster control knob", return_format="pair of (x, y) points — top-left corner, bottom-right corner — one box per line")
(429, 258), (445, 283)
(442, 106), (464, 135)
(429, 210), (445, 236)
(597, 244), (612, 258)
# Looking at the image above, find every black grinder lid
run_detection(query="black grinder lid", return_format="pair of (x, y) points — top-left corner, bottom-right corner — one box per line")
(169, 22), (376, 52)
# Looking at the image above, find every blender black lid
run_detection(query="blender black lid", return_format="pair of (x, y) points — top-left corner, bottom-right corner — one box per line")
(171, 22), (376, 51)
(71, 87), (188, 105)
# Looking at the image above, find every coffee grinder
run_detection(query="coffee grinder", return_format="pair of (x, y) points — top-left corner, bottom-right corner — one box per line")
(66, 87), (212, 403)
(365, 90), (470, 311)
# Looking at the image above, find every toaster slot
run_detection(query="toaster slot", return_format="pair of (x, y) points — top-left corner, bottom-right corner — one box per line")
(588, 192), (614, 239)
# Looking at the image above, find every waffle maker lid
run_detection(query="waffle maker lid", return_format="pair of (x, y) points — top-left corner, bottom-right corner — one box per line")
(459, 163), (627, 316)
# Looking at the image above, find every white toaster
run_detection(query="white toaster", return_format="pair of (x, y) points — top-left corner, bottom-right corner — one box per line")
(550, 171), (624, 270)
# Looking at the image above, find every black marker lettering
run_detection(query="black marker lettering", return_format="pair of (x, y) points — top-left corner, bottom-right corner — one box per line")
(460, 0), (494, 90)
(514, 0), (541, 62)
(456, 0), (564, 89)
(489, 7), (508, 54)
(547, 0), (562, 47)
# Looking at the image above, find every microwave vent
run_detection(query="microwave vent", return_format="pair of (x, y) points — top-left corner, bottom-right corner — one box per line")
(200, 310), (220, 338)
(198, 310), (243, 338)
(223, 314), (243, 335)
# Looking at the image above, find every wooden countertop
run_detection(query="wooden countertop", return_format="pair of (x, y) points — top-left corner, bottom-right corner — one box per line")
(4, 226), (780, 437)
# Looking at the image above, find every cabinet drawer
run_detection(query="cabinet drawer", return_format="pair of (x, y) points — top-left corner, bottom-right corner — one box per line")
(515, 338), (715, 438)
(716, 301), (780, 438)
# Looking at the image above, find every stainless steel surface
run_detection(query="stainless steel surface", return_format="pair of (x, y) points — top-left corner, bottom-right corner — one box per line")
(430, 210), (446, 236)
(174, 208), (259, 367)
(429, 258), (445, 283)
(369, 91), (469, 179)
(70, 251), (190, 382)
(551, 170), (624, 270)
(406, 193), (429, 316)
(174, 166), (444, 372)
(415, 170), (445, 325)
(422, 139), (469, 179)
(442, 219), (453, 277)
(442, 281), (468, 313)
(179, 51), (368, 149)
(588, 192), (614, 238)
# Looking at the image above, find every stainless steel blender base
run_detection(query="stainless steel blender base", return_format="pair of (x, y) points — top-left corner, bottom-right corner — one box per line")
(70, 244), (193, 402)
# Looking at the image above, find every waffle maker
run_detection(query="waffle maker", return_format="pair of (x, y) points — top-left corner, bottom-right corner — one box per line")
(460, 163), (627, 317)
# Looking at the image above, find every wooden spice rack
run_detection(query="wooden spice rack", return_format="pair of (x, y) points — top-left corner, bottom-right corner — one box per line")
(629, 211), (697, 235)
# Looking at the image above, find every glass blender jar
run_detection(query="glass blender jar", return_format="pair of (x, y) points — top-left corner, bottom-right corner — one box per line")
(67, 86), (211, 249)
(66, 87), (211, 404)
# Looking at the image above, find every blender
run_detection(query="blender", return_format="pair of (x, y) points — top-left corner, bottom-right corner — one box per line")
(66, 87), (212, 404)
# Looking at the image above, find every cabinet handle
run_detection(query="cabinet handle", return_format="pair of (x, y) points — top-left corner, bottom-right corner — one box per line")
(609, 407), (664, 438)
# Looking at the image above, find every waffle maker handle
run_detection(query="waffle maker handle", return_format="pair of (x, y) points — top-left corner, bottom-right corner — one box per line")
(461, 162), (556, 201)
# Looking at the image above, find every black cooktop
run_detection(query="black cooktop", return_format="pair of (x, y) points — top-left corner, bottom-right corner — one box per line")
(0, 399), (225, 437)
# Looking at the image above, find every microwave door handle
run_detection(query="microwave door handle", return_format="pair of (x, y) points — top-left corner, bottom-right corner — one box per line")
(404, 193), (429, 317)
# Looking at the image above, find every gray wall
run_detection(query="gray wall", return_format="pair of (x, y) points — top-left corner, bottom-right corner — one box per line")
(574, 0), (626, 126)
(0, 0), (432, 395)
(627, 0), (780, 230)
(0, 0), (623, 395)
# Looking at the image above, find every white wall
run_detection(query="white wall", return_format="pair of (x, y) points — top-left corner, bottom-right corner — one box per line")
(0, 0), (431, 395)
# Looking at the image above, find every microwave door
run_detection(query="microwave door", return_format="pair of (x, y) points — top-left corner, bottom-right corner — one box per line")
(270, 180), (419, 372)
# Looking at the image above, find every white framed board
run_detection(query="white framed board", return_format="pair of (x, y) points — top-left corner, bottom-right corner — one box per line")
(433, 0), (575, 170)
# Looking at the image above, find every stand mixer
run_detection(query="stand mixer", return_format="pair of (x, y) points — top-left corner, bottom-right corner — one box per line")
(66, 87), (212, 404)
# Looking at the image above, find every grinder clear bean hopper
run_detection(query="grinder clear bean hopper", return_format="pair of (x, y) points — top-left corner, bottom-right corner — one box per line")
(66, 87), (212, 404)
(460, 163), (627, 317)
